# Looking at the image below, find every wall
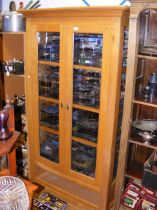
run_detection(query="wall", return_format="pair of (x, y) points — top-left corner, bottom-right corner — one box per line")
(2, 0), (130, 11)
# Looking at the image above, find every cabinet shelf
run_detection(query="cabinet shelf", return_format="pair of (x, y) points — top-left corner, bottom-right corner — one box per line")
(137, 54), (157, 60)
(40, 125), (59, 135)
(72, 136), (97, 148)
(129, 139), (157, 150)
(5, 73), (25, 78)
(133, 98), (157, 108)
(0, 32), (25, 35)
(39, 96), (59, 104)
(38, 60), (60, 66)
(73, 103), (99, 113)
(73, 65), (101, 72)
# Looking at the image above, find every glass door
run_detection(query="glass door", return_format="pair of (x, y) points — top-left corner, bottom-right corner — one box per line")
(37, 31), (60, 165)
(71, 33), (103, 178)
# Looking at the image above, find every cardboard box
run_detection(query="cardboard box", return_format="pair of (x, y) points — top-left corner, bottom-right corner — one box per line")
(33, 192), (67, 210)
(142, 151), (157, 190)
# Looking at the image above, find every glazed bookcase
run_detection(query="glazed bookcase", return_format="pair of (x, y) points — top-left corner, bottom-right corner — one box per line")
(114, 1), (157, 209)
(21, 7), (129, 210)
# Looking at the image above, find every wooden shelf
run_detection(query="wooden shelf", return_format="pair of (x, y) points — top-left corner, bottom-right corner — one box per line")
(73, 103), (100, 113)
(137, 54), (157, 60)
(129, 139), (157, 150)
(0, 32), (25, 35)
(73, 65), (101, 72)
(38, 60), (60, 66)
(0, 169), (10, 176)
(72, 136), (97, 147)
(0, 131), (20, 156)
(133, 98), (157, 108)
(39, 125), (59, 135)
(5, 73), (25, 78)
(39, 96), (59, 104)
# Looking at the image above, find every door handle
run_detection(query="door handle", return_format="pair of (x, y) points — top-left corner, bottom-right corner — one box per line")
(61, 103), (64, 108)
(60, 103), (70, 110)
(66, 104), (69, 110)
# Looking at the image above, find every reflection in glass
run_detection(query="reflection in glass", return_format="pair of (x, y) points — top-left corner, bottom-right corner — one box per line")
(72, 108), (99, 143)
(71, 141), (96, 177)
(74, 33), (103, 67)
(39, 101), (59, 130)
(40, 129), (59, 163)
(38, 64), (59, 99)
(38, 32), (60, 62)
(73, 68), (101, 108)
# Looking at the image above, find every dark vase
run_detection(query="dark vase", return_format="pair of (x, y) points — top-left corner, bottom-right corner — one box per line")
(0, 110), (13, 140)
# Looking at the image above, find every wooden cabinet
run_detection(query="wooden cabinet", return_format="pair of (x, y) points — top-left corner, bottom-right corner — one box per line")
(21, 7), (129, 210)
(114, 1), (157, 209)
(0, 32), (25, 99)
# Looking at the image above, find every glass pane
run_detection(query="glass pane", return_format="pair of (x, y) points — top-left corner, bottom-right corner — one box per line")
(72, 108), (99, 143)
(39, 100), (59, 130)
(40, 129), (59, 163)
(38, 64), (59, 99)
(73, 68), (101, 108)
(74, 33), (103, 67)
(38, 32), (60, 62)
(71, 141), (96, 177)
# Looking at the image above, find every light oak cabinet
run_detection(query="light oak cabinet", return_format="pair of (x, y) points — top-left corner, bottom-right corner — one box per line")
(21, 7), (129, 210)
(115, 1), (157, 209)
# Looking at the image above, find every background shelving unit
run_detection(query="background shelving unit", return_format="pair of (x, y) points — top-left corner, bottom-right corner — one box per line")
(114, 1), (157, 209)
(0, 32), (25, 99)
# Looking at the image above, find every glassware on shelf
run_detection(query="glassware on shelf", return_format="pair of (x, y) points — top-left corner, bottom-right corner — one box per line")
(39, 101), (59, 130)
(72, 108), (99, 143)
(132, 120), (157, 145)
(73, 68), (101, 108)
(38, 32), (60, 62)
(71, 141), (96, 177)
(38, 64), (59, 99)
(74, 33), (103, 67)
(40, 129), (59, 163)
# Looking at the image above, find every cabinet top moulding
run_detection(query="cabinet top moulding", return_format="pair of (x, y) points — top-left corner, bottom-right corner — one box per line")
(20, 6), (129, 19)
(0, 32), (25, 35)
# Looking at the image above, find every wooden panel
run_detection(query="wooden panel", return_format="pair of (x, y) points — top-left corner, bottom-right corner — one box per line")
(4, 74), (24, 99)
(3, 34), (24, 60)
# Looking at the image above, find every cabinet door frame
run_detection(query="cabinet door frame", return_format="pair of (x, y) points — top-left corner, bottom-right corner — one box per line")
(60, 23), (123, 188)
(26, 21), (124, 193)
